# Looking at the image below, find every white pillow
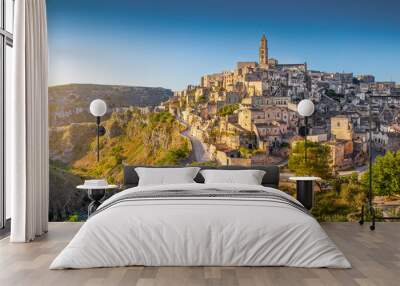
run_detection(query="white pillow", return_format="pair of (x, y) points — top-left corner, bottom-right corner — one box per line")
(200, 169), (266, 185)
(135, 167), (200, 186)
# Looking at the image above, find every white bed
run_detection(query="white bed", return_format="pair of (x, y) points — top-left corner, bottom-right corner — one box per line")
(50, 183), (351, 269)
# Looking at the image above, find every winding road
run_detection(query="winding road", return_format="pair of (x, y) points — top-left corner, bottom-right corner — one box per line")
(179, 121), (211, 162)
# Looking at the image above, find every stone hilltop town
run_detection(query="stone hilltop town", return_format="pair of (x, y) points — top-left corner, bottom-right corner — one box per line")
(153, 34), (400, 170)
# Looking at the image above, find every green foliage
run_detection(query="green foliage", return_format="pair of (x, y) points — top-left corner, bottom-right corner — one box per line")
(288, 141), (333, 179)
(312, 190), (350, 221)
(111, 145), (125, 165)
(156, 142), (190, 165)
(188, 161), (218, 167)
(217, 104), (239, 117)
(312, 173), (366, 221)
(361, 150), (400, 197)
(239, 146), (261, 159)
(340, 173), (366, 209)
(149, 111), (174, 124)
(67, 213), (79, 222)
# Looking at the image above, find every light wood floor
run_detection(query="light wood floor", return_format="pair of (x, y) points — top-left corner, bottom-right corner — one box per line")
(0, 222), (399, 286)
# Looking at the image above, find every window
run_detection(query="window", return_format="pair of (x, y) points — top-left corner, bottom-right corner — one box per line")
(1, 0), (14, 229)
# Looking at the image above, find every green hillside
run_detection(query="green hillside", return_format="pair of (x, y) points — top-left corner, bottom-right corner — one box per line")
(51, 109), (191, 185)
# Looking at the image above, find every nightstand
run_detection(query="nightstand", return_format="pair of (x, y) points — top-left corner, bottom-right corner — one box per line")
(289, 176), (320, 210)
(77, 184), (119, 216)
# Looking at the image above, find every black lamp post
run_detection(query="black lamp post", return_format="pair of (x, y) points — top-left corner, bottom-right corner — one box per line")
(89, 99), (107, 162)
(367, 91), (375, 230)
(359, 90), (376, 230)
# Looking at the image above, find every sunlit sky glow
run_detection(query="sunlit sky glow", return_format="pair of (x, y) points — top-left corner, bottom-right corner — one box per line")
(47, 0), (400, 90)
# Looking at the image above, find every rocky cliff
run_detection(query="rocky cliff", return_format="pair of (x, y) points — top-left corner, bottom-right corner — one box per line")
(49, 84), (172, 126)
(49, 109), (191, 218)
(70, 109), (191, 184)
(50, 123), (96, 164)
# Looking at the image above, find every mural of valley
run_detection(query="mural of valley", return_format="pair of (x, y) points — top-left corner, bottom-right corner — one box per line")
(47, 1), (400, 223)
(49, 36), (400, 222)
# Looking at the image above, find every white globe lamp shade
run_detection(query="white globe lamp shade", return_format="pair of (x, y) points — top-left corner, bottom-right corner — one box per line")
(90, 99), (107, 117)
(297, 99), (315, 117)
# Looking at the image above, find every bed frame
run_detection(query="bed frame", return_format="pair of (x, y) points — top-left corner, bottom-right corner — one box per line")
(123, 165), (280, 189)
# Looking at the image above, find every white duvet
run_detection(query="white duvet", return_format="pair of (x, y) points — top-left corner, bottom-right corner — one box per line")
(50, 183), (351, 269)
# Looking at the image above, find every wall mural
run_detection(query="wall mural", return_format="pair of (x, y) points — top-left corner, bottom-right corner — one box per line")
(47, 0), (400, 222)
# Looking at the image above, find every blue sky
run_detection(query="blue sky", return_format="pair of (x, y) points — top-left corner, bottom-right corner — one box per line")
(47, 0), (400, 90)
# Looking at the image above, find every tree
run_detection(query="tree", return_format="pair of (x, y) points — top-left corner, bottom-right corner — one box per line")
(361, 150), (400, 197)
(288, 141), (333, 179)
(311, 173), (366, 221)
(340, 173), (366, 209)
(239, 146), (259, 159)
(217, 104), (239, 117)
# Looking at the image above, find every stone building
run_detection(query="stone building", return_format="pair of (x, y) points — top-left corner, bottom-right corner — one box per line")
(331, 115), (353, 140)
(237, 107), (265, 131)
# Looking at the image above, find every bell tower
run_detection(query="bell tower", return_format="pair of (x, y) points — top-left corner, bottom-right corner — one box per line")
(259, 34), (268, 68)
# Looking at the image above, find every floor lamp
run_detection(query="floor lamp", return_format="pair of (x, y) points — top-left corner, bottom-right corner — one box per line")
(297, 99), (315, 164)
(90, 99), (107, 162)
(293, 99), (316, 210)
